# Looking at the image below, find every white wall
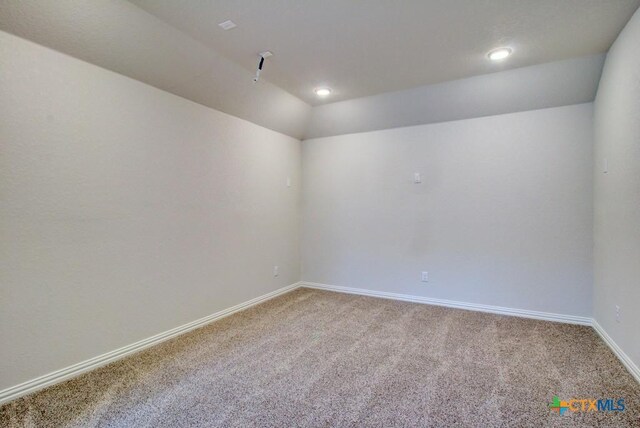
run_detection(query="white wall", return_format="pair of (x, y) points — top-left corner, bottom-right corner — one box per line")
(305, 55), (604, 139)
(0, 31), (301, 390)
(593, 8), (640, 370)
(302, 104), (593, 317)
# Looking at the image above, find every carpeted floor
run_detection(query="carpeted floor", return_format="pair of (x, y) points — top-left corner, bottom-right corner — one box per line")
(1, 288), (639, 427)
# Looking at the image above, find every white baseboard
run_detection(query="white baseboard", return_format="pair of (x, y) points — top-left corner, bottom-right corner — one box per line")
(592, 320), (640, 384)
(301, 281), (592, 325)
(3, 280), (637, 406)
(302, 282), (640, 384)
(0, 282), (302, 405)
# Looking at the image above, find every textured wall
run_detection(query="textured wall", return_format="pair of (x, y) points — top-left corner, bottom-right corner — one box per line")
(593, 8), (640, 371)
(302, 104), (593, 317)
(0, 31), (301, 390)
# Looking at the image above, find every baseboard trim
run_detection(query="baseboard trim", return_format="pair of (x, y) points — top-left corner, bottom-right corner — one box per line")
(302, 282), (640, 384)
(3, 281), (637, 405)
(592, 320), (640, 384)
(0, 282), (302, 405)
(300, 281), (592, 325)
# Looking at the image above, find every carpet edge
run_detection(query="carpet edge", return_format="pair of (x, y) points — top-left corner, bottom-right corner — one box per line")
(302, 281), (640, 385)
(592, 320), (640, 384)
(300, 281), (592, 325)
(0, 282), (303, 405)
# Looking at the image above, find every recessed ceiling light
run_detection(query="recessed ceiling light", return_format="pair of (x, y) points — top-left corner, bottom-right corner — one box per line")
(314, 87), (332, 97)
(218, 20), (237, 30)
(488, 47), (512, 61)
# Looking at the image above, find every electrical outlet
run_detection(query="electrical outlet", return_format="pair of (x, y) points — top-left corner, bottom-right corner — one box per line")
(615, 305), (620, 323)
(273, 266), (279, 277)
(414, 172), (422, 184)
(421, 271), (429, 282)
(286, 176), (291, 187)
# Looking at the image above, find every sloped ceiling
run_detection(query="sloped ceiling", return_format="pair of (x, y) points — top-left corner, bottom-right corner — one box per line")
(132, 0), (639, 104)
(0, 0), (311, 139)
(1, 0), (638, 139)
(306, 54), (605, 139)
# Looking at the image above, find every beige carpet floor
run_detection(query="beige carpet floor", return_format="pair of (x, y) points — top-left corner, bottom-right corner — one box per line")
(1, 288), (639, 427)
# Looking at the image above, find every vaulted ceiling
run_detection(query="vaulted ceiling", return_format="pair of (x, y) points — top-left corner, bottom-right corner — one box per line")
(1, 0), (638, 138)
(132, 0), (639, 104)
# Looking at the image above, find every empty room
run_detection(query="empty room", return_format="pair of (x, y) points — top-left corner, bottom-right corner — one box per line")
(1, 0), (640, 426)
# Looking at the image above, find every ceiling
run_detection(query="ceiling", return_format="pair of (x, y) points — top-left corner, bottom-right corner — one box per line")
(0, 0), (311, 138)
(130, 0), (640, 105)
(1, 0), (638, 138)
